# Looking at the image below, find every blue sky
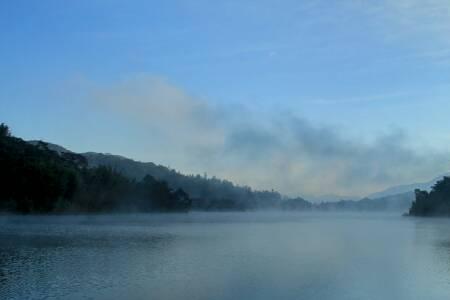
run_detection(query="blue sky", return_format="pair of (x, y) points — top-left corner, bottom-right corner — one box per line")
(1, 0), (450, 198)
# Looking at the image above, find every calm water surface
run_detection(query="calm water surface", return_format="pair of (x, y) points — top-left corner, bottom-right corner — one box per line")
(1, 212), (450, 300)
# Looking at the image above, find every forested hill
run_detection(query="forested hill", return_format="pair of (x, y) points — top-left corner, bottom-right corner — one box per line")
(0, 124), (191, 213)
(82, 152), (284, 210)
(31, 141), (287, 210)
(1, 123), (288, 213)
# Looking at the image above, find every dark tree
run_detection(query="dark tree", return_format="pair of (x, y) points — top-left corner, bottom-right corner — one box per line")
(409, 177), (450, 217)
(0, 123), (192, 214)
(0, 123), (10, 137)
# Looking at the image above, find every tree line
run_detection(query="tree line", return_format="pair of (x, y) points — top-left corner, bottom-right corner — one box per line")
(83, 152), (286, 211)
(0, 123), (191, 213)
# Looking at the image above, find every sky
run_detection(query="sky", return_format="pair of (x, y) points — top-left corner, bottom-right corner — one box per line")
(1, 0), (450, 199)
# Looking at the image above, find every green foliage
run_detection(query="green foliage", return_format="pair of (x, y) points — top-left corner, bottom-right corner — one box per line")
(409, 177), (450, 216)
(0, 123), (192, 214)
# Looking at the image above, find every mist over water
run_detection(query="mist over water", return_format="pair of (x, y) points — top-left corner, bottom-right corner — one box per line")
(1, 212), (450, 300)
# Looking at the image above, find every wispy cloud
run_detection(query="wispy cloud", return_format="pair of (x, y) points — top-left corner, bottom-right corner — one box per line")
(352, 0), (450, 55)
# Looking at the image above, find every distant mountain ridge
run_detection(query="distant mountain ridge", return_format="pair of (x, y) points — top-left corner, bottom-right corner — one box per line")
(306, 194), (359, 203)
(316, 191), (414, 212)
(367, 173), (450, 199)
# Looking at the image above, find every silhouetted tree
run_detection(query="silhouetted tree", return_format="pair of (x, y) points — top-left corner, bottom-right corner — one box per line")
(409, 177), (450, 216)
(0, 123), (10, 137)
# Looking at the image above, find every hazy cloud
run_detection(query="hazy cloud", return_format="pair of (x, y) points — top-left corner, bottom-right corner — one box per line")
(93, 75), (225, 151)
(88, 75), (449, 198)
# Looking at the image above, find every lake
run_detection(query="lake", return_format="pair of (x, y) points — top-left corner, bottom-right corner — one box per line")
(1, 212), (450, 300)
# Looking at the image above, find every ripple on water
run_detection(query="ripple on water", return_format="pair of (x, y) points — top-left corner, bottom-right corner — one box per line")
(1, 213), (450, 300)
